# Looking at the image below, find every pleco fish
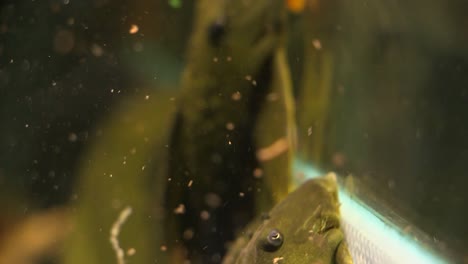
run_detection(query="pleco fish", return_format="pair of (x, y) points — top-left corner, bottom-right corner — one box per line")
(223, 173), (353, 264)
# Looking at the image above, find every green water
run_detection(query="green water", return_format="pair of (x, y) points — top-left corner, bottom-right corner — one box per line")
(0, 0), (466, 263)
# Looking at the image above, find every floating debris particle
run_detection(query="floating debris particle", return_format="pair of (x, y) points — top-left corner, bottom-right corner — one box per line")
(68, 132), (78, 142)
(332, 152), (346, 168)
(174, 204), (186, 215)
(129, 24), (139, 34)
(226, 122), (235, 130)
(307, 127), (312, 136)
(90, 43), (104, 57)
(231, 91), (242, 101)
(145, 95), (150, 100)
(183, 229), (194, 240)
(110, 206), (133, 264)
(188, 180), (193, 187)
(239, 192), (245, 197)
(127, 248), (136, 256)
(272, 256), (284, 264)
(200, 210), (210, 220)
(204, 193), (222, 208)
(256, 138), (289, 162)
(160, 245), (168, 252)
(312, 39), (322, 50)
(253, 168), (263, 178)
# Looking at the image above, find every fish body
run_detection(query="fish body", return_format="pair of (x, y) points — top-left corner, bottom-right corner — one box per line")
(166, 0), (294, 262)
(223, 174), (353, 264)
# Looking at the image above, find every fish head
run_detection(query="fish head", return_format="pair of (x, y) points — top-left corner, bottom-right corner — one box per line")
(206, 0), (286, 73)
(233, 174), (350, 263)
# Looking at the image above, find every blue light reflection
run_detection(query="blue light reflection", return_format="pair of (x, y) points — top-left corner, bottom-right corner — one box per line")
(293, 159), (449, 264)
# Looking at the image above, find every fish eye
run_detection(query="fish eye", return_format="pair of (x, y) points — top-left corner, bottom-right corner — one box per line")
(208, 19), (226, 47)
(260, 229), (283, 252)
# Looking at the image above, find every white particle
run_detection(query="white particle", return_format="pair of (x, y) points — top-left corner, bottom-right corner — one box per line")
(174, 204), (185, 215)
(200, 210), (210, 220)
(127, 248), (136, 256)
(312, 39), (322, 50)
(226, 122), (235, 130)
(68, 132), (78, 142)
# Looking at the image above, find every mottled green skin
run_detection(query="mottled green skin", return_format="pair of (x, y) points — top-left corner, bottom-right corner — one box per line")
(223, 175), (353, 264)
(172, 0), (288, 178)
(166, 0), (292, 262)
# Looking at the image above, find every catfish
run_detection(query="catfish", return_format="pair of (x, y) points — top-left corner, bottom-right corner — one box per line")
(223, 174), (353, 264)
